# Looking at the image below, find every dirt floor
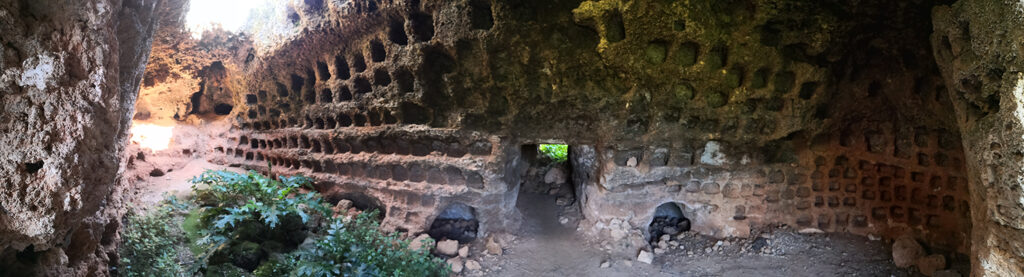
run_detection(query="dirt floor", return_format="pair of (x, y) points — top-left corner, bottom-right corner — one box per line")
(126, 161), (968, 277)
(129, 158), (244, 208)
(459, 192), (968, 277)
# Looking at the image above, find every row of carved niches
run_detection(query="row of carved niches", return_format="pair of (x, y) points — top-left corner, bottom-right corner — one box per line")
(238, 104), (437, 131)
(234, 133), (492, 158)
(593, 123), (969, 252)
(216, 144), (484, 189)
(797, 124), (969, 251)
(238, 3), (452, 133)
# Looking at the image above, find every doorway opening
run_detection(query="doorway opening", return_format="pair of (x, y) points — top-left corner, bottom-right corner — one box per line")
(515, 144), (582, 234)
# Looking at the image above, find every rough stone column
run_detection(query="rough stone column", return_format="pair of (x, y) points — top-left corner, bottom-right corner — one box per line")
(0, 0), (163, 275)
(932, 1), (1024, 275)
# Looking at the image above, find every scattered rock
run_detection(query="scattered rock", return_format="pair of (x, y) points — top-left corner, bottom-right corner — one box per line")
(149, 168), (164, 177)
(797, 228), (824, 234)
(637, 250), (654, 264)
(662, 226), (680, 236)
(600, 261), (610, 268)
(427, 218), (479, 243)
(331, 199), (354, 217)
(555, 197), (571, 206)
(648, 215), (690, 243)
(486, 237), (503, 255)
(408, 234), (434, 251)
(544, 167), (567, 184)
(335, 199), (353, 210)
(436, 239), (459, 256)
(610, 229), (627, 240)
(465, 260), (481, 271)
(626, 157), (638, 167)
(447, 257), (464, 273)
(459, 245), (469, 258)
(916, 254), (947, 276)
(892, 236), (925, 267)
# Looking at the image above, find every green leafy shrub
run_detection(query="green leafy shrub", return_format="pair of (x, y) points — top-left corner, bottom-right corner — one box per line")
(539, 144), (568, 163)
(120, 170), (449, 276)
(118, 205), (186, 277)
(294, 210), (450, 277)
(189, 170), (331, 272)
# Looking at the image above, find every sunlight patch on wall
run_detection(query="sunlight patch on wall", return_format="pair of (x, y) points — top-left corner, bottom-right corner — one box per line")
(185, 0), (271, 38)
(130, 123), (175, 151)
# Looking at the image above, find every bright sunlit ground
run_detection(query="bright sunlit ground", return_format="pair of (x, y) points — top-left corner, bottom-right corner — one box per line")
(130, 123), (174, 151)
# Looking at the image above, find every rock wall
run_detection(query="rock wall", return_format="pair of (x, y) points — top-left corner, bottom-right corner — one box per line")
(8, 0), (1024, 275)
(0, 0), (163, 275)
(932, 0), (1024, 275)
(208, 0), (974, 260)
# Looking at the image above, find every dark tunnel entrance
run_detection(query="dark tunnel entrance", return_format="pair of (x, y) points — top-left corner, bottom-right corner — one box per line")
(427, 203), (480, 243)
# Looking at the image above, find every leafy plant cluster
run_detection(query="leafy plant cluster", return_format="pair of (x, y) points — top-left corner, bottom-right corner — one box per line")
(117, 201), (188, 277)
(189, 170), (331, 273)
(539, 144), (568, 163)
(291, 211), (449, 276)
(119, 169), (449, 276)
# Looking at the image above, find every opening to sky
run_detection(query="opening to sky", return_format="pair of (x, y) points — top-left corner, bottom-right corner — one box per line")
(185, 0), (271, 37)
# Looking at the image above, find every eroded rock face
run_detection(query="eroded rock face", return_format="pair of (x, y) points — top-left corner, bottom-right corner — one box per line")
(2, 0), (1017, 275)
(206, 0), (972, 260)
(931, 1), (1024, 275)
(0, 0), (164, 275)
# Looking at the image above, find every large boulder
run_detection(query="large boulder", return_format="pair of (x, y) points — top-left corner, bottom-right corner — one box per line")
(892, 236), (925, 268)
(231, 241), (267, 271)
(435, 239), (459, 256)
(544, 167), (567, 184)
(408, 234), (434, 252)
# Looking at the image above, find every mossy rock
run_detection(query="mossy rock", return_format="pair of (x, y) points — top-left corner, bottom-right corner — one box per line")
(194, 190), (219, 207)
(205, 263), (250, 277)
(235, 220), (270, 242)
(199, 207), (227, 227)
(260, 240), (285, 254)
(266, 214), (307, 247)
(673, 84), (695, 104)
(645, 41), (668, 64)
(182, 208), (205, 255)
(253, 256), (293, 277)
(706, 91), (729, 108)
(231, 241), (266, 272)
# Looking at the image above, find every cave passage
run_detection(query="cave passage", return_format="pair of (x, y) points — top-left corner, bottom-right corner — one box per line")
(9, 0), (1024, 275)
